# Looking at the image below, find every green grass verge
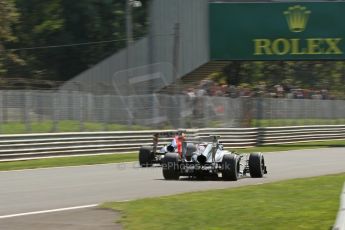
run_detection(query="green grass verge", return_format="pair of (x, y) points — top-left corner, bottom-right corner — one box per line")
(0, 119), (344, 134)
(0, 120), (153, 134)
(0, 153), (137, 171)
(103, 173), (345, 230)
(234, 139), (345, 153)
(0, 140), (344, 172)
(253, 119), (345, 127)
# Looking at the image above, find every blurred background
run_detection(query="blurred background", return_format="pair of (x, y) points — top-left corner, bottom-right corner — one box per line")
(0, 0), (344, 133)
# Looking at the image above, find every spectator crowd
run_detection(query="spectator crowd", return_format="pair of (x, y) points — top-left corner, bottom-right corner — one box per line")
(183, 79), (335, 100)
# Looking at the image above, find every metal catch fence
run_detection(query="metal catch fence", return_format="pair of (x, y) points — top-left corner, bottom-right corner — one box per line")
(0, 90), (344, 133)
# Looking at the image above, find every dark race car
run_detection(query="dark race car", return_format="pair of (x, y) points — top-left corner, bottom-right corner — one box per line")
(139, 130), (189, 167)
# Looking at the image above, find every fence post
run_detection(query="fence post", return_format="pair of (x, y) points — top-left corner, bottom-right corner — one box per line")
(52, 92), (59, 132)
(255, 97), (263, 127)
(240, 97), (253, 128)
(178, 95), (185, 128)
(332, 100), (338, 125)
(103, 95), (109, 131)
(257, 127), (264, 146)
(0, 91), (2, 134)
(24, 91), (32, 133)
(79, 92), (85, 132)
(0, 91), (3, 134)
(2, 91), (8, 124)
(127, 96), (133, 129)
(203, 96), (208, 128)
(152, 94), (159, 129)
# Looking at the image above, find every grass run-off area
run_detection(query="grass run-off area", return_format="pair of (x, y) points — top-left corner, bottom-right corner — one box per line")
(0, 139), (344, 172)
(252, 118), (345, 127)
(0, 153), (137, 171)
(103, 173), (345, 230)
(0, 120), (154, 134)
(0, 119), (344, 134)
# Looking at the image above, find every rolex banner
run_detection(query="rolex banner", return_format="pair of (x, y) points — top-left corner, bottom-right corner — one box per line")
(209, 2), (345, 60)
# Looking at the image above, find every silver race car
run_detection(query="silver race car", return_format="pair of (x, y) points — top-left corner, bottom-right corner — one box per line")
(162, 135), (267, 181)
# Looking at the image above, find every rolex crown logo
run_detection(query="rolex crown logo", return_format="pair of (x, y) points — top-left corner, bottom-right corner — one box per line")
(284, 5), (311, 33)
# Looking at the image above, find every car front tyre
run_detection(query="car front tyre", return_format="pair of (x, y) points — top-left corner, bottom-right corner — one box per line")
(139, 146), (153, 167)
(249, 153), (266, 178)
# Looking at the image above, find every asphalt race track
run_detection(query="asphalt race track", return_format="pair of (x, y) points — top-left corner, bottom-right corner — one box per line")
(0, 148), (345, 229)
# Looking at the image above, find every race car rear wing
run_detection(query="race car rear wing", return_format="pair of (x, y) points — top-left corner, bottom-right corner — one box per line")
(182, 135), (222, 161)
(186, 135), (221, 145)
(152, 130), (187, 153)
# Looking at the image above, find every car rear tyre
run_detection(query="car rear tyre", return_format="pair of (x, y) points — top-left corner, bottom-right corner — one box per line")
(222, 154), (239, 181)
(162, 152), (180, 180)
(139, 146), (153, 167)
(185, 143), (197, 161)
(249, 153), (266, 178)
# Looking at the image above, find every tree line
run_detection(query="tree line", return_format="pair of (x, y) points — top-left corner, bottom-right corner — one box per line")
(0, 0), (344, 96)
(0, 0), (149, 83)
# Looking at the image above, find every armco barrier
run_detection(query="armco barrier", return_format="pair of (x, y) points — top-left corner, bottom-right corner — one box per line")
(259, 125), (345, 145)
(0, 125), (344, 162)
(334, 183), (345, 230)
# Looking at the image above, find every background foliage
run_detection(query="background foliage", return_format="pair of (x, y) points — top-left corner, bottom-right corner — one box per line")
(0, 0), (344, 96)
(1, 0), (149, 82)
(223, 61), (345, 98)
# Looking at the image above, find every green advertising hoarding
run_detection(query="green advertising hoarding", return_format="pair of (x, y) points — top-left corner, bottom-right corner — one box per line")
(209, 2), (345, 60)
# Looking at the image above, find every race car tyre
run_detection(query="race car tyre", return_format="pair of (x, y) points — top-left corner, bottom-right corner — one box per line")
(185, 143), (197, 161)
(139, 146), (153, 167)
(162, 152), (180, 180)
(222, 154), (239, 181)
(249, 153), (266, 178)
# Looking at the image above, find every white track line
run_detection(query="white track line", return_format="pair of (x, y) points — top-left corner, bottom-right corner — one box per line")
(0, 204), (98, 219)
